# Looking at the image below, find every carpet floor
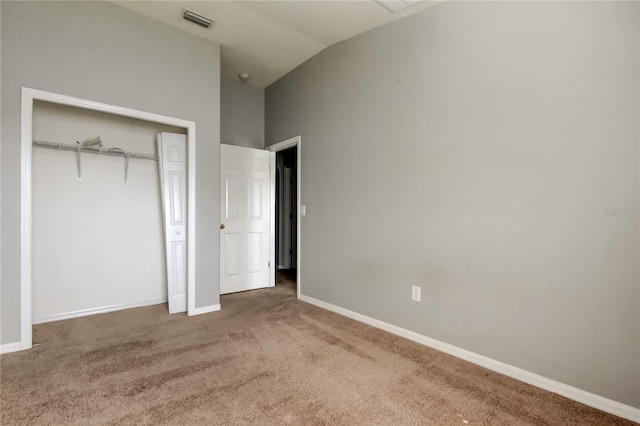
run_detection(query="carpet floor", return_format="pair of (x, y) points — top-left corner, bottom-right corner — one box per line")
(1, 273), (636, 425)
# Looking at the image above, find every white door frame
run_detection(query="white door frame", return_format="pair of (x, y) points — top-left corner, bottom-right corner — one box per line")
(19, 87), (198, 351)
(267, 136), (301, 298)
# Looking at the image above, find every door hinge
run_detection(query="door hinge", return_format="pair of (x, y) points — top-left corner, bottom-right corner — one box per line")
(268, 261), (271, 268)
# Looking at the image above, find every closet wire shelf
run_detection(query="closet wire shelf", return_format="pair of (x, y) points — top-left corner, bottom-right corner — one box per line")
(32, 139), (158, 183)
(32, 140), (158, 161)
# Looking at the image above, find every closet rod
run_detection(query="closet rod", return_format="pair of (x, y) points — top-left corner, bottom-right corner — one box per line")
(32, 140), (158, 161)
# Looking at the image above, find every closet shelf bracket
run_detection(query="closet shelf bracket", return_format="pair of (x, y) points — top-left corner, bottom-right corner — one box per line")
(75, 142), (82, 181)
(124, 155), (130, 184)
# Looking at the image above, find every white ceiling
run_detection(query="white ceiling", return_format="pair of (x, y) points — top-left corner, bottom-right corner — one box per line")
(110, 1), (443, 87)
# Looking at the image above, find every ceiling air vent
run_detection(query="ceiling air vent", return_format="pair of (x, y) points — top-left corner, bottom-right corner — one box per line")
(182, 9), (215, 29)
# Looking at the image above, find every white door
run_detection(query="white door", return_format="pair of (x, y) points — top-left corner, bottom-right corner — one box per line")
(158, 133), (187, 313)
(220, 144), (271, 294)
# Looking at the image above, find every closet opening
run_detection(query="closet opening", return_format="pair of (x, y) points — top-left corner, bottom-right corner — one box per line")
(19, 88), (197, 351)
(31, 101), (186, 326)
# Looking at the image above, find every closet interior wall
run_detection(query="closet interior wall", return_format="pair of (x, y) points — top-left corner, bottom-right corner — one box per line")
(32, 100), (185, 323)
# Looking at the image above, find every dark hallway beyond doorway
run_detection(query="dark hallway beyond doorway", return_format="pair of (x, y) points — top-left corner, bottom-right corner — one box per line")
(276, 269), (296, 293)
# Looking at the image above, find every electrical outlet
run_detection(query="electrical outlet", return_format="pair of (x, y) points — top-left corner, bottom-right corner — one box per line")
(412, 285), (421, 302)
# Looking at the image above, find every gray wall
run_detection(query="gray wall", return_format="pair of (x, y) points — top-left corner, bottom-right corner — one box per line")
(221, 77), (264, 149)
(1, 1), (221, 344)
(266, 1), (640, 408)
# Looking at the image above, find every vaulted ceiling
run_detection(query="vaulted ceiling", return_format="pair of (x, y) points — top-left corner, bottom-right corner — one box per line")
(111, 1), (442, 87)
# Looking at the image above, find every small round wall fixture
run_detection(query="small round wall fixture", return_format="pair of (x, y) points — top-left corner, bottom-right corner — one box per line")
(239, 72), (250, 82)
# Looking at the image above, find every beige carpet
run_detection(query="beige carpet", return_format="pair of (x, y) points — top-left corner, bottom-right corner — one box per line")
(1, 273), (636, 425)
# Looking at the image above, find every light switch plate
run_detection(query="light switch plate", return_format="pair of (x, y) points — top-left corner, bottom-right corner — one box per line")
(412, 286), (421, 302)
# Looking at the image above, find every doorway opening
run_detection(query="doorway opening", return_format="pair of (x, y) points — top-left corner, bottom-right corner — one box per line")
(275, 146), (297, 294)
(267, 135), (301, 298)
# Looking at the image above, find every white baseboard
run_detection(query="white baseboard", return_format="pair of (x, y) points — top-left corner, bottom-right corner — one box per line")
(0, 341), (23, 355)
(299, 295), (640, 423)
(190, 304), (221, 316)
(32, 298), (168, 325)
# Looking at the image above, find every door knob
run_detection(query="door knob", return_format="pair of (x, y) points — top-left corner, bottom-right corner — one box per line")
(220, 224), (225, 229)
